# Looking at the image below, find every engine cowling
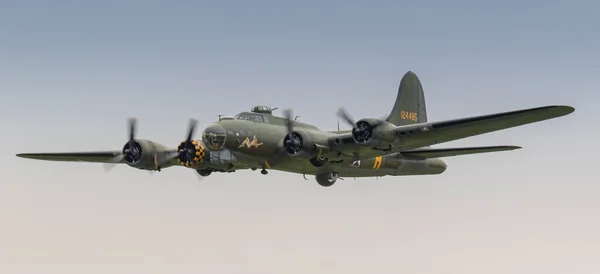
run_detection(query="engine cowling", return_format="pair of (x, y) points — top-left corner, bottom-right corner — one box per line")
(351, 118), (397, 146)
(283, 129), (332, 157)
(121, 139), (171, 170)
(176, 139), (206, 168)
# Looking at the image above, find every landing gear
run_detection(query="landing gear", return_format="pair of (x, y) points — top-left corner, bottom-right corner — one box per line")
(315, 172), (338, 187)
(261, 168), (268, 175)
(309, 157), (328, 167)
(196, 169), (212, 177)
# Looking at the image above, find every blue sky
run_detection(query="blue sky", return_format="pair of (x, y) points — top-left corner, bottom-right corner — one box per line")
(0, 1), (598, 273)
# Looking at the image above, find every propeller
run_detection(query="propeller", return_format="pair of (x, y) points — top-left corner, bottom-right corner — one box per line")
(336, 107), (390, 130)
(336, 107), (355, 127)
(186, 118), (198, 142)
(335, 107), (379, 144)
(103, 155), (124, 172)
(103, 118), (200, 172)
(151, 118), (199, 169)
(282, 109), (303, 154)
(283, 109), (294, 136)
(174, 118), (200, 165)
(103, 118), (140, 172)
(128, 117), (136, 149)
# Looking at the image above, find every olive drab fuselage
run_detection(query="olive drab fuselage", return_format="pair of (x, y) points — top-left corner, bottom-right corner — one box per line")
(195, 107), (447, 177)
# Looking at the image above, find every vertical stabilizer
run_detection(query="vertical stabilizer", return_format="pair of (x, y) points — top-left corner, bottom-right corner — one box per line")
(385, 71), (428, 126)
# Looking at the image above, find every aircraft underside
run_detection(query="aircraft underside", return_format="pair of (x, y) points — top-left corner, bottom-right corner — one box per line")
(196, 149), (447, 187)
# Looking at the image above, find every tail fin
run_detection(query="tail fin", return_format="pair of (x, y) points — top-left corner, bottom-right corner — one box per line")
(385, 71), (428, 126)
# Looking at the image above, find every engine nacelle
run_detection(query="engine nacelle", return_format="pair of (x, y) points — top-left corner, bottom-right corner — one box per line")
(176, 139), (206, 168)
(122, 139), (171, 170)
(283, 129), (332, 157)
(351, 118), (397, 146)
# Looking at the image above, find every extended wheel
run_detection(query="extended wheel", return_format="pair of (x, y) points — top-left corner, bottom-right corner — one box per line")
(309, 157), (328, 167)
(196, 169), (212, 177)
(315, 172), (338, 187)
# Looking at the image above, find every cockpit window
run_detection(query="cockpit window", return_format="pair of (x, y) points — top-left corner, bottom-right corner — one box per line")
(236, 113), (267, 123)
(202, 123), (227, 150)
(236, 114), (255, 121)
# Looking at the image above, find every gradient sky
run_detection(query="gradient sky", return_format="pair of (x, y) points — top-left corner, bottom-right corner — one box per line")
(1, 1), (598, 273)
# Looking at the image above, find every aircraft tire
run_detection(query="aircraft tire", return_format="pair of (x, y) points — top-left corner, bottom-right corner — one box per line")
(315, 172), (337, 187)
(196, 169), (212, 177)
(309, 157), (328, 167)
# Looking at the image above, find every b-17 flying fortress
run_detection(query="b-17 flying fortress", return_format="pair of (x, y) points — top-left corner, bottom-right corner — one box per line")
(16, 71), (575, 187)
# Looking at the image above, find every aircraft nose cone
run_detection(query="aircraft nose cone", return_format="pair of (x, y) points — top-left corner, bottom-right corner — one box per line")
(202, 123), (227, 150)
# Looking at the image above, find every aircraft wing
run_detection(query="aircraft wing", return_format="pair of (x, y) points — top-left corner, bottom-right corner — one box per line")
(14, 118), (203, 171)
(396, 105), (574, 150)
(16, 151), (124, 163)
(401, 145), (521, 159)
(328, 105), (573, 159)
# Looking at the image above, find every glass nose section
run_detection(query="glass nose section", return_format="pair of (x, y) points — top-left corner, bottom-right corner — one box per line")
(202, 123), (227, 150)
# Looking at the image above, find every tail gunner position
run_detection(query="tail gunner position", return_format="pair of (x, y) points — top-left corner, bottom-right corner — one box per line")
(16, 71), (575, 187)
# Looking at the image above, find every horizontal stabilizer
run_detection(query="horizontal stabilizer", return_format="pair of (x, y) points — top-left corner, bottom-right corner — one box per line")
(401, 145), (521, 158)
(16, 151), (122, 163)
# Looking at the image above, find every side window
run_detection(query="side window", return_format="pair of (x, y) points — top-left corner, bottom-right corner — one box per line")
(262, 116), (269, 123)
(254, 115), (264, 123)
(227, 130), (234, 135)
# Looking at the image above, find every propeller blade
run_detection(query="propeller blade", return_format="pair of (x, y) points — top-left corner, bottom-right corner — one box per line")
(186, 118), (198, 142)
(155, 118), (200, 169)
(127, 117), (137, 153)
(103, 153), (125, 172)
(103, 164), (118, 172)
(128, 118), (137, 141)
(336, 107), (354, 127)
(155, 150), (180, 167)
(283, 109), (294, 137)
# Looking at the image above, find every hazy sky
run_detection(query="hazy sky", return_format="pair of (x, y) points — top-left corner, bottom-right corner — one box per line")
(1, 1), (598, 273)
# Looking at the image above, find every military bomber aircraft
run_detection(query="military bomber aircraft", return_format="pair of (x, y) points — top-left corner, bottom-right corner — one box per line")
(16, 71), (575, 187)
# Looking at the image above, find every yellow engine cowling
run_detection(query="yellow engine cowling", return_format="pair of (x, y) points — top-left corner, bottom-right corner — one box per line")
(176, 139), (206, 168)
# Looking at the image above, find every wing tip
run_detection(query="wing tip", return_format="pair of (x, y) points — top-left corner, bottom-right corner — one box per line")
(552, 105), (575, 115)
(16, 153), (39, 159)
(485, 145), (522, 150)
